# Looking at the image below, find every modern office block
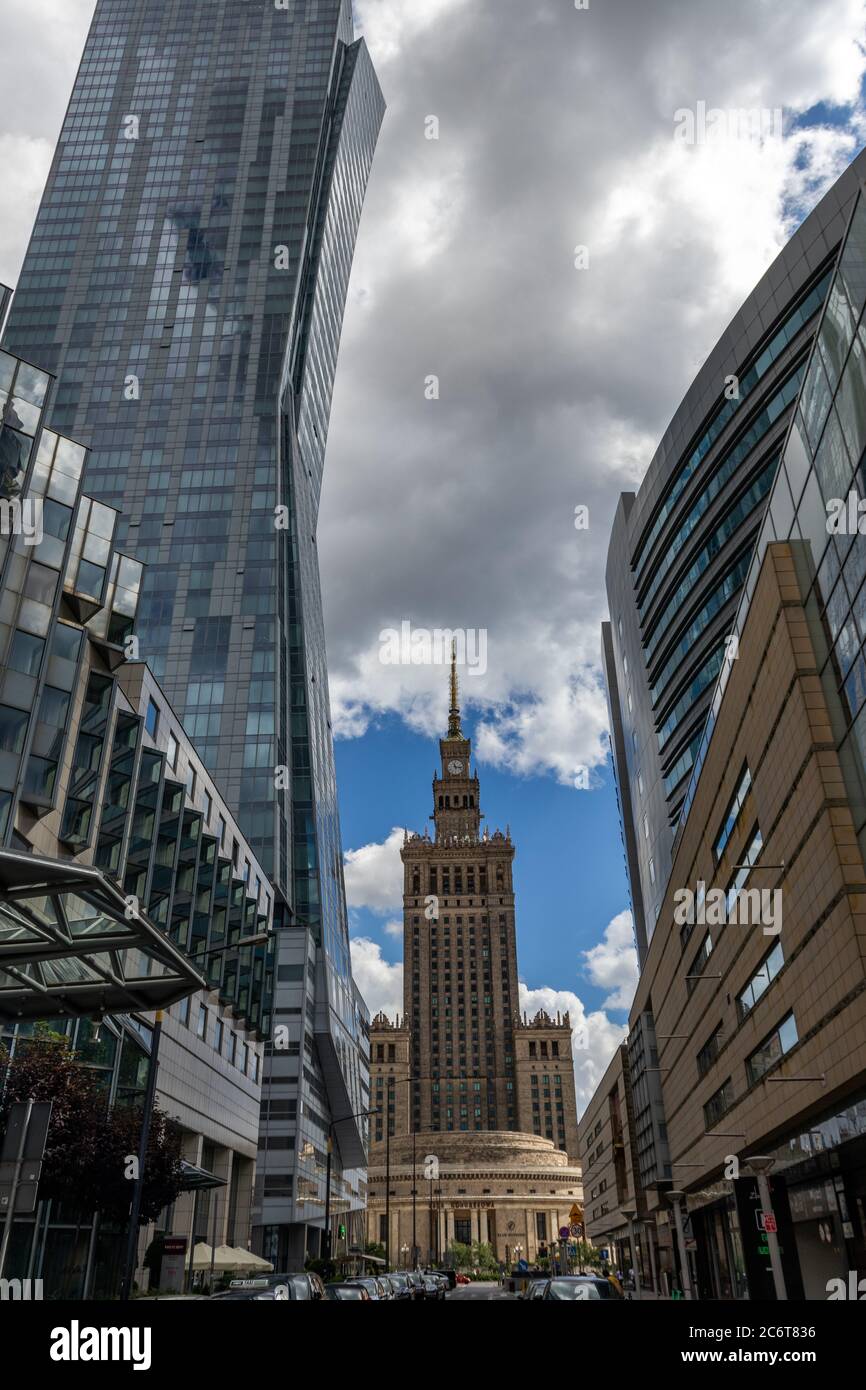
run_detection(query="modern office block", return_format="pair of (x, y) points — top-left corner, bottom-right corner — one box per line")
(0, 333), (268, 1294)
(603, 150), (866, 950)
(585, 166), (866, 1302)
(2, 0), (384, 1264)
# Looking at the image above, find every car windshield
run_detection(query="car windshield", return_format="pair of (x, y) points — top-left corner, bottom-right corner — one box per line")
(548, 1280), (604, 1300)
(337, 1287), (363, 1299)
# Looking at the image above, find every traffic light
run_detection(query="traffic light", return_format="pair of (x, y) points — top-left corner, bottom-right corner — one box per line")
(338, 1223), (346, 1240)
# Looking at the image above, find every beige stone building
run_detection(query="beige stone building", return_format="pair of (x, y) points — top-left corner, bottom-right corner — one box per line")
(366, 1130), (583, 1267)
(366, 655), (582, 1264)
(601, 542), (866, 1298)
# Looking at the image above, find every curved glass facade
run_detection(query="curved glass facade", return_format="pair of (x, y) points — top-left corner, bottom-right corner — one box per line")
(603, 152), (866, 956)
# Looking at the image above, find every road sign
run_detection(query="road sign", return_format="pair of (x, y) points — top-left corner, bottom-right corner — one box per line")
(559, 1226), (570, 1239)
(0, 1101), (52, 1217)
(569, 1223), (583, 1238)
(761, 1212), (778, 1234)
(569, 1203), (583, 1225)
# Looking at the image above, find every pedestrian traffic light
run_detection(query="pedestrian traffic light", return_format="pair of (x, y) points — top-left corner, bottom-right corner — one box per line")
(338, 1223), (346, 1240)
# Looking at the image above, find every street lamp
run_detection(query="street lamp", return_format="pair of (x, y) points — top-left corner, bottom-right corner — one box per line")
(401, 1242), (409, 1268)
(743, 1155), (787, 1301)
(324, 1107), (379, 1265)
(621, 1206), (641, 1301)
(666, 1190), (694, 1301)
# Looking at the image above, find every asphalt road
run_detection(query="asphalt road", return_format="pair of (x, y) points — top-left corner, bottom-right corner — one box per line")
(446, 1281), (516, 1301)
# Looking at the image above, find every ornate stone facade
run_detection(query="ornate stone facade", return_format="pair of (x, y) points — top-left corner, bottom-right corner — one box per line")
(366, 1130), (583, 1267)
(366, 654), (583, 1262)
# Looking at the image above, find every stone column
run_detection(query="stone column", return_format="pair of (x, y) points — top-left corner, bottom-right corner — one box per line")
(439, 1208), (447, 1259)
(446, 1209), (455, 1247)
(470, 1209), (480, 1246)
(479, 1209), (489, 1246)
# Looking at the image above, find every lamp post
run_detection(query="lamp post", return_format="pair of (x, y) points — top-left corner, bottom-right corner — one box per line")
(119, 1010), (163, 1301)
(619, 1206), (639, 1301)
(324, 1107), (379, 1264)
(642, 1219), (659, 1294)
(667, 1190), (694, 1301)
(401, 1242), (409, 1269)
(744, 1155), (787, 1301)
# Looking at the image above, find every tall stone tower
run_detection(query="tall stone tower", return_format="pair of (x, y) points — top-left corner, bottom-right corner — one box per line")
(366, 652), (582, 1264)
(400, 648), (519, 1134)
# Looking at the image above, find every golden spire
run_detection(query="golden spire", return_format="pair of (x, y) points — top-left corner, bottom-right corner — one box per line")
(447, 639), (462, 737)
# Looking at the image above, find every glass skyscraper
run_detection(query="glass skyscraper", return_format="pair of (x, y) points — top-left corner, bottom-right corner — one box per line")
(4, 0), (384, 1264)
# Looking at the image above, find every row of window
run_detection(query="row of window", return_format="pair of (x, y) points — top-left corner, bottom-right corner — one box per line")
(177, 996), (260, 1082)
(703, 1011), (798, 1127)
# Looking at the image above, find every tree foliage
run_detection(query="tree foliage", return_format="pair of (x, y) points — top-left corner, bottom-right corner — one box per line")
(0, 1026), (184, 1225)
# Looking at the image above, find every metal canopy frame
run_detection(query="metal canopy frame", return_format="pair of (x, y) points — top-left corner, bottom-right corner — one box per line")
(0, 848), (207, 1022)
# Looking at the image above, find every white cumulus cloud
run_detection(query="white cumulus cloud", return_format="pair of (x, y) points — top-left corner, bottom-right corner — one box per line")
(581, 910), (639, 1012)
(350, 936), (404, 1021)
(343, 826), (405, 913)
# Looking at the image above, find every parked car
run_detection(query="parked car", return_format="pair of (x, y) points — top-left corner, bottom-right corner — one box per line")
(423, 1269), (453, 1294)
(385, 1273), (413, 1300)
(324, 1283), (370, 1301)
(420, 1274), (445, 1301)
(210, 1279), (296, 1301)
(406, 1271), (428, 1300)
(211, 1271), (325, 1301)
(455, 1273), (471, 1286)
(345, 1276), (390, 1301)
(522, 1278), (550, 1300)
(542, 1276), (624, 1301)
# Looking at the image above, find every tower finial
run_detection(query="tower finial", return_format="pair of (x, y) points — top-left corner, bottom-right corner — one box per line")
(447, 638), (462, 737)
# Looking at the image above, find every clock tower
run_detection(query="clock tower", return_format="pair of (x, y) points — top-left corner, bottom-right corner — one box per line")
(399, 645), (520, 1135)
(366, 644), (583, 1265)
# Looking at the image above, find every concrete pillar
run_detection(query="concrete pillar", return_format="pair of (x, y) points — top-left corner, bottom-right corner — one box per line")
(470, 1209), (480, 1246)
(446, 1209), (455, 1246)
(210, 1147), (233, 1247)
(231, 1157), (255, 1250)
(439, 1208), (447, 1259)
(479, 1209), (489, 1246)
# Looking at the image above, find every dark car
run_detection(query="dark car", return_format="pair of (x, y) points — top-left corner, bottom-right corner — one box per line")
(345, 1276), (390, 1302)
(542, 1276), (624, 1301)
(406, 1272), (427, 1300)
(385, 1273), (413, 1300)
(420, 1274), (444, 1301)
(522, 1278), (550, 1300)
(324, 1283), (370, 1301)
(428, 1267), (458, 1290)
(210, 1279), (296, 1301)
(212, 1271), (324, 1301)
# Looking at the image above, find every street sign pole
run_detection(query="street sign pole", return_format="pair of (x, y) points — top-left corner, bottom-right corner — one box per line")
(0, 1097), (52, 1284)
(756, 1174), (787, 1301)
(0, 1098), (32, 1283)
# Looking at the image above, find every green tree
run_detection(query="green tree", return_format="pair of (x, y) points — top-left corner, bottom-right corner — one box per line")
(444, 1240), (473, 1270)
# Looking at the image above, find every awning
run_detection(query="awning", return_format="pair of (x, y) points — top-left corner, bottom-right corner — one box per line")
(179, 1160), (227, 1192)
(0, 848), (207, 1022)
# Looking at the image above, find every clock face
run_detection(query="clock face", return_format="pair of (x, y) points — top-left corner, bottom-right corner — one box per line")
(447, 759), (464, 775)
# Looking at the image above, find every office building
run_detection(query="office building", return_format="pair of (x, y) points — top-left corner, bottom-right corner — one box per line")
(603, 149), (866, 956)
(2, 0), (385, 1266)
(0, 330), (268, 1294)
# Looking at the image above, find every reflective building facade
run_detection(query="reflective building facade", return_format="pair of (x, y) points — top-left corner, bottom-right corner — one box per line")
(595, 185), (866, 1300)
(3, 0), (384, 1264)
(603, 150), (866, 956)
(0, 330), (268, 1293)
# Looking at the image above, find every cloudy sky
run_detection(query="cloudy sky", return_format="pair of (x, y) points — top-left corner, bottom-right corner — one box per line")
(2, 0), (866, 1107)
